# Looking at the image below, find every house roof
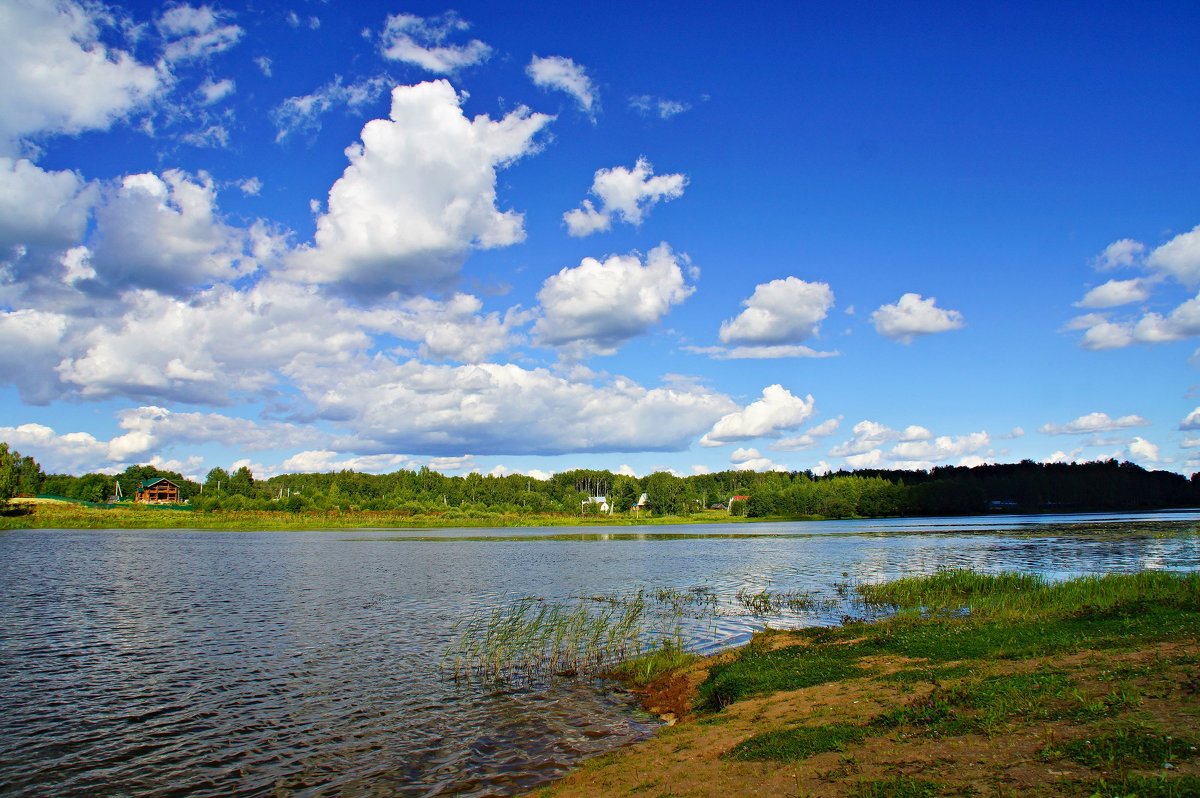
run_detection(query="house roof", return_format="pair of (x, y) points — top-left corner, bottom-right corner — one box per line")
(139, 477), (180, 490)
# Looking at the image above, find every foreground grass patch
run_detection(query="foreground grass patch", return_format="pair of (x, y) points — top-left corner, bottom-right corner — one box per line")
(848, 777), (945, 798)
(727, 723), (864, 761)
(1057, 727), (1200, 769)
(537, 569), (1200, 798)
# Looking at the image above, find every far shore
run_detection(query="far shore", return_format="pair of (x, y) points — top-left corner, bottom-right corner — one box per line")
(0, 497), (794, 531)
(4, 497), (1200, 533)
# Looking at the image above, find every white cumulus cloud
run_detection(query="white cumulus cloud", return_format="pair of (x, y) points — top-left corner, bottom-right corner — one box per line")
(1128, 436), (1160, 463)
(563, 157), (686, 236)
(700, 385), (815, 447)
(0, 157), (95, 252)
(87, 169), (259, 293)
(772, 417), (842, 451)
(286, 80), (552, 297)
(871, 293), (964, 343)
(1147, 224), (1200, 286)
(1075, 278), (1152, 309)
(0, 0), (159, 153)
(1039, 412), (1150, 435)
(719, 277), (835, 346)
(1094, 238), (1146, 271)
(533, 242), (694, 357)
(291, 357), (737, 456)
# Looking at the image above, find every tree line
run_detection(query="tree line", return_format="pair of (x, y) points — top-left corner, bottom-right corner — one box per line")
(5, 445), (1198, 518)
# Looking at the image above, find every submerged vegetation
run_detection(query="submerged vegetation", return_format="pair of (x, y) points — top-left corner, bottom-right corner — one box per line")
(535, 569), (1200, 797)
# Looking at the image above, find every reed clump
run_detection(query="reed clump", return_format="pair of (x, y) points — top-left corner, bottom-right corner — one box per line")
(446, 590), (673, 681)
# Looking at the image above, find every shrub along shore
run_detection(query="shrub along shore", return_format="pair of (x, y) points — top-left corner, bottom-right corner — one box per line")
(533, 570), (1200, 798)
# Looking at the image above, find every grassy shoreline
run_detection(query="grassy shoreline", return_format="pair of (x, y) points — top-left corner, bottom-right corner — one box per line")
(0, 498), (790, 530)
(535, 570), (1200, 798)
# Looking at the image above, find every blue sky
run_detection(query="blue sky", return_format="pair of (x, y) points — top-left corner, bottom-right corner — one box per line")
(2, 0), (1199, 481)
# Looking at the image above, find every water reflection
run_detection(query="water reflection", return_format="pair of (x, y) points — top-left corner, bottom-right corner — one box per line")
(0, 513), (1197, 796)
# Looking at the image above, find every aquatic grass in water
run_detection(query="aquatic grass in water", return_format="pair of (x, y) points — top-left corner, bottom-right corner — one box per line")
(857, 568), (1200, 620)
(446, 590), (676, 680)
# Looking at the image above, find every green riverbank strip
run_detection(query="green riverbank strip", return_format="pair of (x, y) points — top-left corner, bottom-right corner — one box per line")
(537, 569), (1200, 798)
(5, 499), (1200, 536)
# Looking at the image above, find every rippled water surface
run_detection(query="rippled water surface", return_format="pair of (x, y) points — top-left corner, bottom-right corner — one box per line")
(2, 512), (1198, 796)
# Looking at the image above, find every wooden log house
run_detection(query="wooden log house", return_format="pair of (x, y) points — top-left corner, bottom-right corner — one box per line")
(136, 477), (181, 504)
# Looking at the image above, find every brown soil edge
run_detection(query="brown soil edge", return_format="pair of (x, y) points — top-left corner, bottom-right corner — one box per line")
(528, 635), (1200, 798)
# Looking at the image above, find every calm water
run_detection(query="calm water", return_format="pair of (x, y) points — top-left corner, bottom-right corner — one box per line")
(1, 512), (1198, 796)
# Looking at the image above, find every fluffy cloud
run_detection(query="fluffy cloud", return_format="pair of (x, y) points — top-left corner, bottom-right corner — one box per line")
(628, 95), (690, 119)
(278, 450), (415, 475)
(1067, 314), (1134, 350)
(772, 417), (842, 451)
(730, 447), (761, 464)
(1075, 278), (1152, 309)
(87, 170), (259, 293)
(106, 405), (320, 461)
(198, 78), (235, 105)
(831, 422), (990, 471)
(828, 420), (930, 457)
(532, 243), (694, 357)
(286, 80), (552, 297)
(1130, 293), (1200, 343)
(57, 281), (371, 403)
(1094, 238), (1145, 271)
(291, 357), (737, 455)
(0, 308), (69, 403)
(1039, 412), (1150, 435)
(1090, 225), (1200, 287)
(719, 277), (835, 346)
(527, 55), (596, 115)
(1128, 436), (1160, 463)
(1147, 225), (1200, 286)
(0, 0), (159, 153)
(0, 158), (95, 251)
(272, 75), (392, 141)
(890, 432), (990, 463)
(563, 158), (686, 236)
(379, 12), (491, 73)
(0, 422), (111, 473)
(1180, 408), (1200, 431)
(158, 4), (243, 64)
(1069, 290), (1200, 349)
(700, 385), (815, 447)
(370, 293), (531, 363)
(871, 293), (964, 343)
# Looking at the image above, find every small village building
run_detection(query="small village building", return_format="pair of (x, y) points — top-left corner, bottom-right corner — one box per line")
(136, 478), (181, 504)
(582, 495), (610, 513)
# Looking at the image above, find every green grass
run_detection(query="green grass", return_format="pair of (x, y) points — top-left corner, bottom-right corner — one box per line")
(1086, 775), (1200, 797)
(609, 640), (698, 687)
(0, 499), (775, 530)
(696, 571), (1200, 714)
(727, 723), (865, 761)
(697, 643), (864, 710)
(1058, 728), (1200, 769)
(847, 776), (945, 797)
(858, 569), (1200, 621)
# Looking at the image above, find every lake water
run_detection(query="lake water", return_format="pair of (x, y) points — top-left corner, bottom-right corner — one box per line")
(2, 512), (1198, 796)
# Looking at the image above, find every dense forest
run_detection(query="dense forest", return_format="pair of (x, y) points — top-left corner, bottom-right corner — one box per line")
(4, 441), (1198, 519)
